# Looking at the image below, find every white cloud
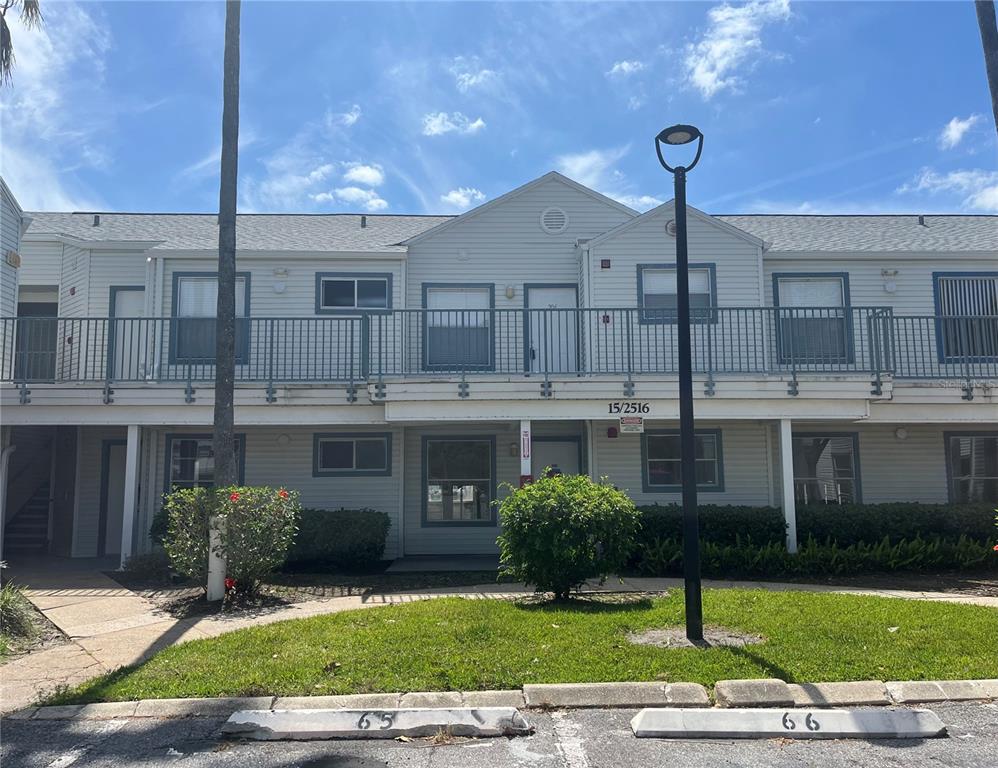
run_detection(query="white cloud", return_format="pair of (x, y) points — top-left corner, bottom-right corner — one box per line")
(0, 2), (111, 209)
(335, 104), (362, 127)
(421, 112), (486, 136)
(449, 57), (499, 92)
(614, 194), (664, 212)
(684, 0), (791, 100)
(314, 186), (388, 212)
(627, 95), (645, 111)
(897, 168), (998, 212)
(606, 60), (645, 77)
(440, 187), (486, 210)
(176, 132), (259, 182)
(938, 115), (981, 149)
(554, 146), (630, 189)
(342, 163), (385, 186)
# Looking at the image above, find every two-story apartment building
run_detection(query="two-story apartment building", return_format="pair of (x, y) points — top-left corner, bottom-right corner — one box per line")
(1, 172), (995, 566)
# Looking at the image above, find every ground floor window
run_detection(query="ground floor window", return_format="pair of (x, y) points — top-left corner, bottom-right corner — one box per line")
(166, 435), (244, 490)
(313, 433), (391, 476)
(423, 437), (495, 524)
(792, 433), (860, 504)
(641, 429), (724, 492)
(946, 433), (998, 502)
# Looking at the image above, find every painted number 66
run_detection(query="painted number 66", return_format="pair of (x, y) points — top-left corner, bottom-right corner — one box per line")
(782, 712), (820, 731)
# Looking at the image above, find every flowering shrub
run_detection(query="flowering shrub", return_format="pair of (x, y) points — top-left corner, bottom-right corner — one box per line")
(497, 473), (639, 600)
(161, 486), (301, 594)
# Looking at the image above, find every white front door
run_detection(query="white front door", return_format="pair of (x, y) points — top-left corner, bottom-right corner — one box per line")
(526, 286), (578, 373)
(102, 443), (126, 556)
(111, 288), (146, 379)
(531, 439), (581, 477)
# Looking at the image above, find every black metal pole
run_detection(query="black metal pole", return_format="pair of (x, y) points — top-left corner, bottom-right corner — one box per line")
(673, 165), (704, 643)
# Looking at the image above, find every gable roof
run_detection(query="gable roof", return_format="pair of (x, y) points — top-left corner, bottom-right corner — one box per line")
(401, 171), (638, 246)
(585, 199), (766, 250)
(24, 212), (452, 253)
(714, 214), (998, 253)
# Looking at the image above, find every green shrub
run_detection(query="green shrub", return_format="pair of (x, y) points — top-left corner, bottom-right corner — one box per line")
(161, 486), (301, 593)
(637, 504), (785, 546)
(286, 508), (391, 570)
(0, 580), (36, 643)
(635, 534), (998, 578)
(498, 474), (640, 600)
(149, 506), (169, 546)
(796, 502), (996, 545)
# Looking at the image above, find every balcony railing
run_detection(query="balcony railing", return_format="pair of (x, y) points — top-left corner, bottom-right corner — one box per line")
(0, 309), (993, 386)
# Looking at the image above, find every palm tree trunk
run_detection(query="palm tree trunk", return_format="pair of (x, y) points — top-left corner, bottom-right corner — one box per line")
(213, 0), (241, 488)
(978, 1), (998, 138)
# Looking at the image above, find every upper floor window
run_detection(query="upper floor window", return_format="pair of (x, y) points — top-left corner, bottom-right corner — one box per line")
(773, 273), (851, 364)
(423, 284), (494, 370)
(167, 434), (244, 490)
(933, 273), (998, 361)
(641, 429), (724, 492)
(316, 273), (392, 313)
(313, 432), (392, 476)
(792, 433), (860, 504)
(637, 263), (716, 323)
(171, 273), (249, 363)
(946, 433), (998, 503)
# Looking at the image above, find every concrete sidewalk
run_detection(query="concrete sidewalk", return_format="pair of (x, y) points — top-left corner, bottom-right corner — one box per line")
(3, 564), (995, 714)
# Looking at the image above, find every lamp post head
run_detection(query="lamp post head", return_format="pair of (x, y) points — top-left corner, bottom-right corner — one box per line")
(655, 123), (704, 173)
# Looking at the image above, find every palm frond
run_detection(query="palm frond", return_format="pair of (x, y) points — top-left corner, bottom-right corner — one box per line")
(20, 0), (42, 29)
(0, 13), (12, 87)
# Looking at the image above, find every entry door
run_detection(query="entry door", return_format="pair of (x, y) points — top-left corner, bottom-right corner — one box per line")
(531, 439), (581, 478)
(15, 301), (58, 381)
(110, 288), (145, 380)
(526, 286), (578, 374)
(100, 442), (127, 556)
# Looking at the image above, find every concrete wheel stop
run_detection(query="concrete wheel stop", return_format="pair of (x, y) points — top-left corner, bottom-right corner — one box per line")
(630, 707), (948, 740)
(222, 707), (533, 740)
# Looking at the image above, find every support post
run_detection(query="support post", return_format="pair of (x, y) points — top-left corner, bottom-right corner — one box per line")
(119, 425), (141, 569)
(0, 426), (15, 560)
(779, 418), (798, 554)
(519, 419), (532, 485)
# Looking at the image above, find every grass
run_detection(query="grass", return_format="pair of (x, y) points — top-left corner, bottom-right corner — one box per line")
(47, 589), (998, 704)
(0, 581), (38, 659)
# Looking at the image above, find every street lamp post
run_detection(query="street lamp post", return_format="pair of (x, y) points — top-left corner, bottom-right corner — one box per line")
(655, 124), (705, 643)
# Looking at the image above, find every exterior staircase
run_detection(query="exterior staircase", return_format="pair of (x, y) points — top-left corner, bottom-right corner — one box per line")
(4, 481), (50, 554)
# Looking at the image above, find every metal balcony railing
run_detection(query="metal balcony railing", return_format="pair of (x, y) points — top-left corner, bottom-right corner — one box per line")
(0, 308), (992, 386)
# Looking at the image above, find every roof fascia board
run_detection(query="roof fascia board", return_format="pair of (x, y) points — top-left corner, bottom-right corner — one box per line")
(146, 249), (408, 260)
(401, 171), (638, 246)
(763, 249), (998, 260)
(22, 233), (163, 251)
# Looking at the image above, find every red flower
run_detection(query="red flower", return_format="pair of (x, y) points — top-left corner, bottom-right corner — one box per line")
(278, 489), (289, 499)
(993, 544), (998, 552)
(229, 492), (240, 502)
(224, 578), (236, 590)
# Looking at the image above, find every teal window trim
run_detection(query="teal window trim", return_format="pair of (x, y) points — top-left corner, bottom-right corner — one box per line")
(169, 271), (251, 364)
(640, 428), (725, 493)
(421, 283), (496, 372)
(421, 434), (497, 527)
(636, 262), (718, 325)
(943, 431), (998, 503)
(163, 433), (246, 494)
(315, 272), (394, 315)
(312, 432), (393, 477)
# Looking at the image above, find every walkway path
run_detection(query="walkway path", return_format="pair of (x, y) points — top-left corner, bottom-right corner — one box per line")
(3, 565), (996, 714)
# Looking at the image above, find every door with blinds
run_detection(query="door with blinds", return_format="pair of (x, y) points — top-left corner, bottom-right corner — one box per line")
(775, 275), (850, 364)
(935, 274), (998, 361)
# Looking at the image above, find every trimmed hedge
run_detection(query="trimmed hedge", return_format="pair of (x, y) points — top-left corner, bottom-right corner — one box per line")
(637, 504), (785, 546)
(286, 508), (391, 570)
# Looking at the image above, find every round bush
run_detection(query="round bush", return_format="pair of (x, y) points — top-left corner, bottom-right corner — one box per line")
(162, 486), (301, 593)
(497, 474), (640, 599)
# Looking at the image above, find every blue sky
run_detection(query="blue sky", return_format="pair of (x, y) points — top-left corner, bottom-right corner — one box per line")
(2, 1), (996, 215)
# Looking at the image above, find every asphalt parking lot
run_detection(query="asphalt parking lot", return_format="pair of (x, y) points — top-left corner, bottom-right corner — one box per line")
(3, 701), (997, 768)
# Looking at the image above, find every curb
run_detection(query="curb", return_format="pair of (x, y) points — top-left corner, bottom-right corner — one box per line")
(6, 678), (996, 722)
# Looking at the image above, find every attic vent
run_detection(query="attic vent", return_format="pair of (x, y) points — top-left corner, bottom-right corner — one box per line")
(92, 214), (100, 227)
(540, 207), (568, 234)
(665, 219), (677, 237)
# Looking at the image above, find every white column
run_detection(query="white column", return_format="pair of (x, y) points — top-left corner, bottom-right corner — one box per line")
(0, 426), (15, 560)
(119, 424), (141, 569)
(520, 419), (532, 483)
(779, 418), (798, 554)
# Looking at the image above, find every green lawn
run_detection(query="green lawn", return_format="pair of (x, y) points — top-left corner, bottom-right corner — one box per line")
(50, 590), (998, 704)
